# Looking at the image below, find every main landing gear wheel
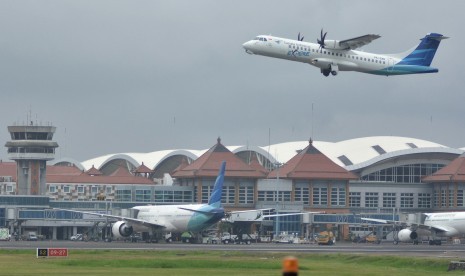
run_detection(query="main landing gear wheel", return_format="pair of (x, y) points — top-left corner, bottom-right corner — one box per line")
(331, 70), (338, 76)
(322, 69), (330, 77)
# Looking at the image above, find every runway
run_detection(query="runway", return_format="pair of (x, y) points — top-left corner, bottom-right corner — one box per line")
(2, 240), (465, 258)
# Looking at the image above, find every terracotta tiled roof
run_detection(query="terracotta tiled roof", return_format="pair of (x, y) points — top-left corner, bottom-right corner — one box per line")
(171, 156), (189, 175)
(133, 162), (153, 173)
(268, 140), (358, 180)
(47, 165), (82, 176)
(47, 173), (154, 185)
(248, 152), (269, 174)
(172, 138), (267, 178)
(85, 165), (103, 176)
(423, 154), (465, 182)
(0, 162), (17, 181)
(0, 162), (154, 185)
(109, 167), (134, 177)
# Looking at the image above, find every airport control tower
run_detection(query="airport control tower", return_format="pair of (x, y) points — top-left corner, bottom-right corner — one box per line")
(5, 122), (58, 195)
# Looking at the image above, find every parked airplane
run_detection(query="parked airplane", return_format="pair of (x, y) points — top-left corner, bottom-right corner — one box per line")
(56, 161), (228, 242)
(56, 161), (314, 242)
(362, 212), (465, 245)
(242, 30), (448, 76)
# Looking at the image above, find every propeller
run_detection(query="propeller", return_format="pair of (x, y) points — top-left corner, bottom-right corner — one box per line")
(298, 32), (304, 41)
(317, 29), (327, 49)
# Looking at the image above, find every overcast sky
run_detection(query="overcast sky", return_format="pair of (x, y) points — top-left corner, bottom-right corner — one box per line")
(1, 0), (464, 162)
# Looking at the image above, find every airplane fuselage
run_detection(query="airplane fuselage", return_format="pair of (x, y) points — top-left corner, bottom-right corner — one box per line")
(242, 35), (441, 76)
(424, 212), (465, 237)
(133, 204), (224, 233)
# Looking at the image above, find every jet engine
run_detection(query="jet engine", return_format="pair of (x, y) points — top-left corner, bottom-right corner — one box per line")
(111, 221), (133, 238)
(397, 229), (418, 242)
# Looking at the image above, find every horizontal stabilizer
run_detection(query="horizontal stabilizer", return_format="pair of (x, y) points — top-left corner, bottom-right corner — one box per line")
(179, 207), (224, 215)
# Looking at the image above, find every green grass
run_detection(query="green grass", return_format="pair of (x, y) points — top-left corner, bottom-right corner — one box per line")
(0, 249), (462, 276)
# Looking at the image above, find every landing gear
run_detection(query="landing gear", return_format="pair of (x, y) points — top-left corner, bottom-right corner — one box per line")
(321, 64), (339, 77)
(429, 240), (442, 245)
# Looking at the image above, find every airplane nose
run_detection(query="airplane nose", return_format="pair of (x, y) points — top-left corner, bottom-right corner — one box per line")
(242, 41), (254, 54)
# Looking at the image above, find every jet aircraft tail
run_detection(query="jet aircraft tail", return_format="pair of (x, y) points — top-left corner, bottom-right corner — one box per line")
(397, 33), (448, 66)
(208, 161), (226, 208)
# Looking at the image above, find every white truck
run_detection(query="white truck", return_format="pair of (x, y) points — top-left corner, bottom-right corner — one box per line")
(0, 228), (10, 241)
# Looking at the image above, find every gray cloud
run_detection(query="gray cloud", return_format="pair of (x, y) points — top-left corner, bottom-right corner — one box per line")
(1, 0), (464, 162)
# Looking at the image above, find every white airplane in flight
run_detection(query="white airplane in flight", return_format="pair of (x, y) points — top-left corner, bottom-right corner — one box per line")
(362, 212), (465, 245)
(242, 30), (448, 77)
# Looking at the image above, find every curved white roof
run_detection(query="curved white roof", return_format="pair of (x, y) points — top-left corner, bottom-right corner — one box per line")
(65, 136), (463, 172)
(80, 149), (206, 171)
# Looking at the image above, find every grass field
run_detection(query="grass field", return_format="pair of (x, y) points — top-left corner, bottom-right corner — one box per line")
(0, 249), (463, 275)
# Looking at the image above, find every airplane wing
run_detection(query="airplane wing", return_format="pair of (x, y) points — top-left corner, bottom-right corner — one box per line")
(225, 209), (320, 223)
(178, 207), (224, 215)
(339, 34), (381, 50)
(53, 208), (166, 229)
(361, 217), (450, 234)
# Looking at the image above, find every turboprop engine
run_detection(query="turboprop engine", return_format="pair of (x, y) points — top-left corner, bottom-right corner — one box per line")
(320, 40), (347, 50)
(316, 29), (348, 50)
(111, 221), (133, 238)
(397, 229), (418, 242)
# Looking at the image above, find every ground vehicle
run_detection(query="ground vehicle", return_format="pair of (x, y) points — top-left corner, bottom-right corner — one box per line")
(0, 228), (10, 241)
(365, 234), (378, 243)
(317, 231), (336, 245)
(27, 232), (38, 241)
(181, 232), (194, 243)
(221, 232), (237, 244)
(70, 234), (83, 241)
(130, 233), (142, 243)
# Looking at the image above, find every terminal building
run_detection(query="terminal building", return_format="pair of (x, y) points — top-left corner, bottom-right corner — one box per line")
(1, 122), (464, 241)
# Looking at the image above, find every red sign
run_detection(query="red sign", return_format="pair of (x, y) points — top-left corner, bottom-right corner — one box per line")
(37, 248), (68, 257)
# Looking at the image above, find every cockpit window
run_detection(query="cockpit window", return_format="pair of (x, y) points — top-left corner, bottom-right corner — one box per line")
(263, 38), (267, 41)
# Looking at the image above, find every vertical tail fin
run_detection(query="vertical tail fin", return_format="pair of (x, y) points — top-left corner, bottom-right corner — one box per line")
(398, 33), (448, 66)
(208, 161), (226, 207)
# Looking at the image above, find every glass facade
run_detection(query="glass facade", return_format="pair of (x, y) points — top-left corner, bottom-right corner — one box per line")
(135, 189), (151, 202)
(365, 192), (379, 208)
(418, 193), (431, 208)
(349, 192), (361, 207)
(400, 193), (414, 208)
(361, 163), (445, 183)
(382, 193), (396, 208)
(295, 186), (309, 205)
(331, 186), (346, 207)
(238, 186), (254, 204)
(115, 189), (132, 201)
(154, 190), (193, 203)
(221, 186), (235, 204)
(257, 191), (291, 202)
(312, 187), (328, 206)
(0, 208), (5, 227)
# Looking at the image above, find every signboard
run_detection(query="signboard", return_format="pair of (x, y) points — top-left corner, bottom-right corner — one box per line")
(37, 248), (68, 258)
